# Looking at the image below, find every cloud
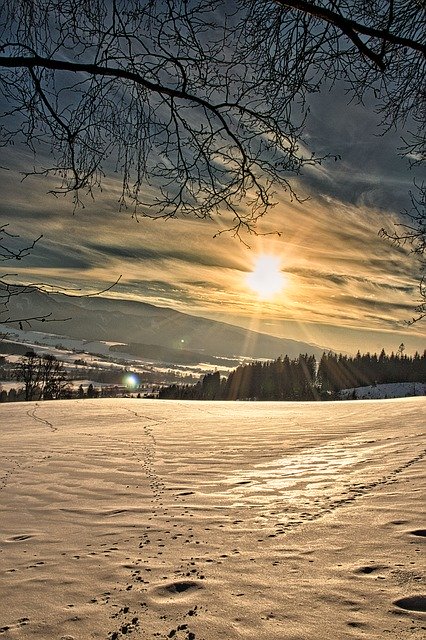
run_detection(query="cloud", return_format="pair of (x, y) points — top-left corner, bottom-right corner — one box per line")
(2, 168), (422, 340)
(0, 80), (424, 355)
(85, 241), (240, 270)
(299, 86), (422, 213)
(20, 240), (94, 271)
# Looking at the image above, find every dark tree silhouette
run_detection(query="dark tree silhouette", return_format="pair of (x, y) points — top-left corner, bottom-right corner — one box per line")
(39, 354), (68, 399)
(14, 350), (68, 400)
(159, 350), (426, 401)
(317, 348), (426, 394)
(15, 350), (40, 401)
(0, 1), (424, 231)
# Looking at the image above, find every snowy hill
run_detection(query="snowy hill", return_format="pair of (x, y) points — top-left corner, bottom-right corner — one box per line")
(339, 381), (425, 400)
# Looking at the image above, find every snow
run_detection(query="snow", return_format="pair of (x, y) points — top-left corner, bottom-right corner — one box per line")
(0, 397), (425, 639)
(0, 381), (24, 392)
(0, 330), (228, 380)
(339, 381), (425, 399)
(0, 327), (125, 355)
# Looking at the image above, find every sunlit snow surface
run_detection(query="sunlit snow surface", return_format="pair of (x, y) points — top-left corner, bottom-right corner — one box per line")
(1, 398), (425, 639)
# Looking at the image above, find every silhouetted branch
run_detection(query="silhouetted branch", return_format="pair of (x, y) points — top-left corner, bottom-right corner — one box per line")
(2, 1), (422, 233)
(275, 0), (425, 65)
(0, 223), (42, 262)
(0, 1), (424, 317)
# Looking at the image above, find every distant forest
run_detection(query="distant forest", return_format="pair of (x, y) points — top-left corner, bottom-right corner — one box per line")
(158, 350), (426, 401)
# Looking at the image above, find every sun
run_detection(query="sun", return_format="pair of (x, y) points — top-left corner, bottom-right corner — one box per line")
(246, 255), (287, 299)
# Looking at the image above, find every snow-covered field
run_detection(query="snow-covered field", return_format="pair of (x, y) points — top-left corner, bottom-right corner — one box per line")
(0, 398), (425, 639)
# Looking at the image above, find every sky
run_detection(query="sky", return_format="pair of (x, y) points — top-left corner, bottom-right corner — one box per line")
(1, 59), (425, 356)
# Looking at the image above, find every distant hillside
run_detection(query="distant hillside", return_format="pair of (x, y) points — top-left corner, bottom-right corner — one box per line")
(109, 342), (239, 367)
(3, 289), (326, 362)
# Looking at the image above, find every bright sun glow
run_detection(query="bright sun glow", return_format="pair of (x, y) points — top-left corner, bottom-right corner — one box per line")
(246, 255), (286, 299)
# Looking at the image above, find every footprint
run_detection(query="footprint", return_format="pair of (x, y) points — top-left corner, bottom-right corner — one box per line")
(0, 618), (30, 635)
(393, 595), (426, 612)
(354, 565), (384, 575)
(347, 621), (367, 628)
(152, 580), (203, 599)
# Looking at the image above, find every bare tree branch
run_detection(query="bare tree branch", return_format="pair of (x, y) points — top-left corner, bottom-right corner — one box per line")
(274, 0), (426, 65)
(0, 1), (424, 319)
(0, 224), (42, 262)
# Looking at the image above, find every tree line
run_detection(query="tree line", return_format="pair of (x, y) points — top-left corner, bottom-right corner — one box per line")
(2, 347), (425, 403)
(318, 349), (426, 394)
(158, 349), (426, 401)
(1, 350), (124, 402)
(0, 348), (200, 402)
(1, 350), (139, 402)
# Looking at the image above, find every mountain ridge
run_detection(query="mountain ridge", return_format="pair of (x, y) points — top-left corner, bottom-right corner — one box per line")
(3, 289), (328, 362)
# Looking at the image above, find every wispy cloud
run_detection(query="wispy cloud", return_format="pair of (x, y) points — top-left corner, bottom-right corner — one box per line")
(1, 79), (424, 354)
